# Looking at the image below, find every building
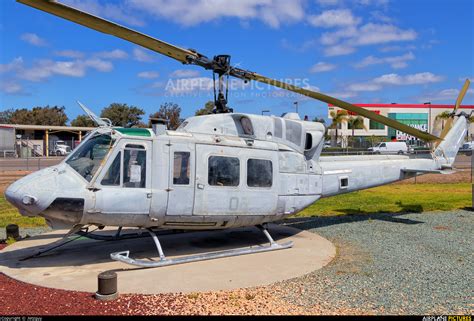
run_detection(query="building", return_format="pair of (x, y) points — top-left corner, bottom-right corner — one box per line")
(327, 103), (474, 148)
(0, 124), (95, 157)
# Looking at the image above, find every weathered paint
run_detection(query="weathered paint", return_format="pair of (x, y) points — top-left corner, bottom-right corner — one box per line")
(4, 113), (468, 230)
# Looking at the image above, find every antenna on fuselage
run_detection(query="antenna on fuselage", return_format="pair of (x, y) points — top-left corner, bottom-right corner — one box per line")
(77, 101), (112, 127)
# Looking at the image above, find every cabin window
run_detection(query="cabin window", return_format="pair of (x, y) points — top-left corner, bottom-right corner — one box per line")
(123, 145), (146, 188)
(247, 159), (272, 188)
(240, 117), (254, 136)
(285, 119), (302, 146)
(101, 152), (121, 186)
(274, 118), (282, 138)
(305, 133), (313, 150)
(208, 156), (240, 187)
(173, 152), (190, 185)
(339, 176), (349, 189)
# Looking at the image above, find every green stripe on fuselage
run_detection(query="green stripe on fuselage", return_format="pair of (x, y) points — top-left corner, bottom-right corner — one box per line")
(115, 128), (152, 137)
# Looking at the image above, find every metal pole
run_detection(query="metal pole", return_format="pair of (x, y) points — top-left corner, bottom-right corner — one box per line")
(45, 129), (49, 158)
(26, 137), (29, 171)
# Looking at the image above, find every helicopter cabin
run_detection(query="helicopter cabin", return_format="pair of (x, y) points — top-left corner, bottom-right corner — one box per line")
(66, 113), (326, 230)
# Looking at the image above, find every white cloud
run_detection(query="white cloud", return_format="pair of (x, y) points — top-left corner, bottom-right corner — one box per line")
(310, 62), (337, 73)
(133, 48), (155, 62)
(20, 33), (47, 47)
(54, 50), (85, 59)
(308, 9), (361, 28)
(0, 57), (24, 73)
(63, 0), (145, 27)
(354, 23), (417, 46)
(316, 0), (340, 6)
(348, 83), (382, 92)
(83, 58), (114, 72)
(138, 71), (160, 79)
(347, 72), (443, 93)
(373, 72), (442, 85)
(169, 69), (201, 78)
(318, 20), (417, 57)
(0, 81), (24, 95)
(419, 88), (474, 103)
(326, 91), (358, 99)
(128, 0), (305, 28)
(324, 44), (355, 56)
(354, 52), (415, 69)
(95, 49), (128, 59)
(18, 58), (113, 82)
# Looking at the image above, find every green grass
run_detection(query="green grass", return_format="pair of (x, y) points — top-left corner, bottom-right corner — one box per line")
(0, 196), (46, 228)
(0, 183), (471, 228)
(296, 183), (471, 217)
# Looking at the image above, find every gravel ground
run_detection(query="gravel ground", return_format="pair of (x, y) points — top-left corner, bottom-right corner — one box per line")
(274, 209), (473, 315)
(0, 210), (472, 315)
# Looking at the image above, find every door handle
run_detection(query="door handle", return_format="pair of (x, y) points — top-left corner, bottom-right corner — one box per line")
(197, 183), (205, 190)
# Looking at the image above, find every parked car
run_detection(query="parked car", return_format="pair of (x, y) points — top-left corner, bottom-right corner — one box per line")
(462, 141), (474, 155)
(368, 142), (408, 155)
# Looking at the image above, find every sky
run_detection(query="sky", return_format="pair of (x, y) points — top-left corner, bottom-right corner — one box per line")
(1, 0), (473, 124)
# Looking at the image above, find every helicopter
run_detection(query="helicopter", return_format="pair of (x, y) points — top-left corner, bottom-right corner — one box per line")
(5, 0), (471, 268)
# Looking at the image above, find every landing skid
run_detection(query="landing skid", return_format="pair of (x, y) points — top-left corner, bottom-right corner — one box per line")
(110, 225), (293, 268)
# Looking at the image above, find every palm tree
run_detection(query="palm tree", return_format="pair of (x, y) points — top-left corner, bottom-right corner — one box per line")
(347, 116), (367, 147)
(435, 111), (452, 130)
(329, 110), (348, 147)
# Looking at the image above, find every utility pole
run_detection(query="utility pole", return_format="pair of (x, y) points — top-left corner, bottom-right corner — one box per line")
(293, 101), (298, 114)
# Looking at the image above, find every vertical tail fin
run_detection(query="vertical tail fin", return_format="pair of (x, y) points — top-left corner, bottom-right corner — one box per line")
(433, 115), (469, 166)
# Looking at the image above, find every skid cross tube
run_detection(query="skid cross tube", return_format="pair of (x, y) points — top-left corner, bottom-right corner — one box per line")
(110, 225), (293, 268)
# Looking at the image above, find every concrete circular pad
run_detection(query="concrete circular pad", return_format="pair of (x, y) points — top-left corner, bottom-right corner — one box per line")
(0, 224), (335, 294)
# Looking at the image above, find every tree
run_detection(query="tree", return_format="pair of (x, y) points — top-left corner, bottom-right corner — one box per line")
(0, 108), (14, 124)
(10, 106), (68, 126)
(195, 101), (215, 116)
(329, 110), (348, 147)
(70, 115), (96, 127)
(150, 102), (182, 130)
(100, 103), (145, 128)
(435, 111), (452, 130)
(347, 116), (367, 147)
(313, 117), (326, 124)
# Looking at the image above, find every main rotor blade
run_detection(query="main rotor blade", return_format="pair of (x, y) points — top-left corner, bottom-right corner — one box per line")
(17, 0), (442, 142)
(436, 79), (471, 144)
(17, 0), (196, 64)
(248, 73), (441, 142)
(455, 79), (471, 111)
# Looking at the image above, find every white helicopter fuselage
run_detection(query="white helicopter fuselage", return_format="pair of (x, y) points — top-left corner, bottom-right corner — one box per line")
(5, 112), (467, 230)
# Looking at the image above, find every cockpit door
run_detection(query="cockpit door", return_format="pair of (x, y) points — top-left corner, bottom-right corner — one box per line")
(92, 140), (152, 215)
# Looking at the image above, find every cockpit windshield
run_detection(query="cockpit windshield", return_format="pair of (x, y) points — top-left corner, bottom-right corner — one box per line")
(66, 133), (115, 182)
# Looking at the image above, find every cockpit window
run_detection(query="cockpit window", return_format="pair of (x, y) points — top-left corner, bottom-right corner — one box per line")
(66, 133), (114, 182)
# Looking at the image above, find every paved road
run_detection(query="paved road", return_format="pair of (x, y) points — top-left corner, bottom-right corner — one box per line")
(0, 157), (64, 171)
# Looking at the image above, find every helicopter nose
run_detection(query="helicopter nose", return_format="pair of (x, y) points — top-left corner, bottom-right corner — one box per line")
(4, 168), (58, 217)
(5, 185), (37, 208)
